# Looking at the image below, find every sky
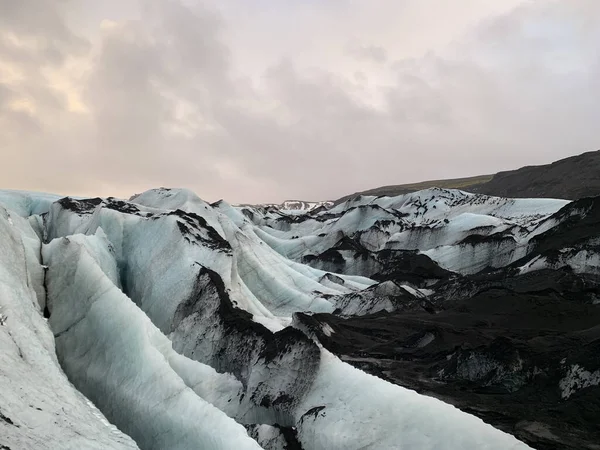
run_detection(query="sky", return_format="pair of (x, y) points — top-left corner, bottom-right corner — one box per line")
(1, 0), (599, 203)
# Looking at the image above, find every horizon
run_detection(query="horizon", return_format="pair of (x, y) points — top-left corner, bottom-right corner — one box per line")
(3, 148), (596, 204)
(2, 1), (599, 203)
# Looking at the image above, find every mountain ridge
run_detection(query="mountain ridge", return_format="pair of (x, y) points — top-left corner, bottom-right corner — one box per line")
(334, 149), (600, 205)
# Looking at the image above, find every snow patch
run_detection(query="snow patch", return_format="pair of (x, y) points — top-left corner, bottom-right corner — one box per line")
(559, 364), (600, 399)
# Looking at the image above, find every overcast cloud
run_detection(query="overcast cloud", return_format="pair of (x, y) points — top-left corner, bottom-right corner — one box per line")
(1, 0), (599, 202)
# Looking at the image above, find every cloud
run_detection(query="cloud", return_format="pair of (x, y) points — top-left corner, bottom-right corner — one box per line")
(346, 43), (387, 64)
(0, 0), (599, 203)
(0, 0), (92, 191)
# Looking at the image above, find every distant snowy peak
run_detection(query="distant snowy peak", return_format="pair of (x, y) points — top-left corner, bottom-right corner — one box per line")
(247, 200), (334, 212)
(281, 200), (333, 211)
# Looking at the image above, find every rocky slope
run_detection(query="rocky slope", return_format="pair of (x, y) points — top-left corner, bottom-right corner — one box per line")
(472, 150), (600, 200)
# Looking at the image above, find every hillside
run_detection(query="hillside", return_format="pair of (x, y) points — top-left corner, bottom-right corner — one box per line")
(334, 174), (493, 204)
(336, 150), (600, 203)
(472, 150), (600, 199)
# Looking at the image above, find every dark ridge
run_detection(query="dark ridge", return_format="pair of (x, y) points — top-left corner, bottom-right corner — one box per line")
(172, 209), (231, 253)
(260, 326), (315, 365)
(104, 198), (141, 215)
(319, 273), (345, 286)
(310, 205), (329, 215)
(459, 232), (515, 246)
(528, 196), (600, 254)
(0, 412), (16, 427)
(431, 267), (600, 305)
(172, 266), (321, 425)
(372, 249), (454, 286)
(333, 235), (370, 254)
(342, 203), (407, 221)
(472, 150), (600, 200)
(57, 197), (102, 213)
(334, 150), (600, 204)
(240, 208), (255, 220)
(330, 280), (424, 316)
(244, 424), (304, 450)
(301, 235), (372, 268)
(173, 266), (266, 340)
(302, 249), (345, 266)
(272, 213), (318, 225)
(299, 406), (326, 423)
(302, 242), (453, 287)
(275, 425), (303, 450)
(334, 176), (492, 205)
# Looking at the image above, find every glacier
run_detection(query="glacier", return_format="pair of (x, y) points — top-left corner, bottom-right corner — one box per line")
(0, 204), (137, 449)
(2, 186), (599, 449)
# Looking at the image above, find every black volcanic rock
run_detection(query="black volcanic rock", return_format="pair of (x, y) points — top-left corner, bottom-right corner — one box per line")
(300, 267), (600, 450)
(528, 196), (600, 254)
(373, 249), (454, 286)
(57, 196), (103, 213)
(171, 266), (321, 426)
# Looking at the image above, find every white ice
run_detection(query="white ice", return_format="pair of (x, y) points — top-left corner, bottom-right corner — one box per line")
(2, 186), (570, 450)
(43, 231), (262, 450)
(0, 205), (138, 450)
(294, 350), (532, 450)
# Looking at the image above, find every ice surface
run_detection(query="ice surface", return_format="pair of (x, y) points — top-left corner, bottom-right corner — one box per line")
(295, 350), (532, 449)
(250, 188), (571, 276)
(0, 206), (138, 450)
(43, 232), (262, 450)
(3, 186), (584, 449)
(0, 189), (63, 217)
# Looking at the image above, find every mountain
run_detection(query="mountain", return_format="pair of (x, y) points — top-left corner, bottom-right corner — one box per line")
(242, 200), (334, 212)
(472, 150), (600, 199)
(1, 186), (599, 449)
(336, 149), (600, 204)
(335, 174), (493, 204)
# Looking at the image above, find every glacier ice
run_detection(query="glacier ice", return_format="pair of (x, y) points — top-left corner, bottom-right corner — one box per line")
(43, 232), (263, 450)
(4, 186), (593, 449)
(0, 205), (138, 450)
(294, 350), (530, 449)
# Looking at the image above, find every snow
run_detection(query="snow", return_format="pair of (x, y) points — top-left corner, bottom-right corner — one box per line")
(250, 188), (571, 276)
(43, 231), (262, 450)
(423, 237), (526, 274)
(518, 248), (600, 276)
(321, 323), (335, 337)
(295, 350), (531, 449)
(131, 188), (227, 238)
(3, 186), (579, 449)
(44, 190), (372, 326)
(559, 364), (600, 399)
(0, 189), (63, 217)
(0, 206), (138, 450)
(245, 424), (291, 449)
(248, 200), (333, 212)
